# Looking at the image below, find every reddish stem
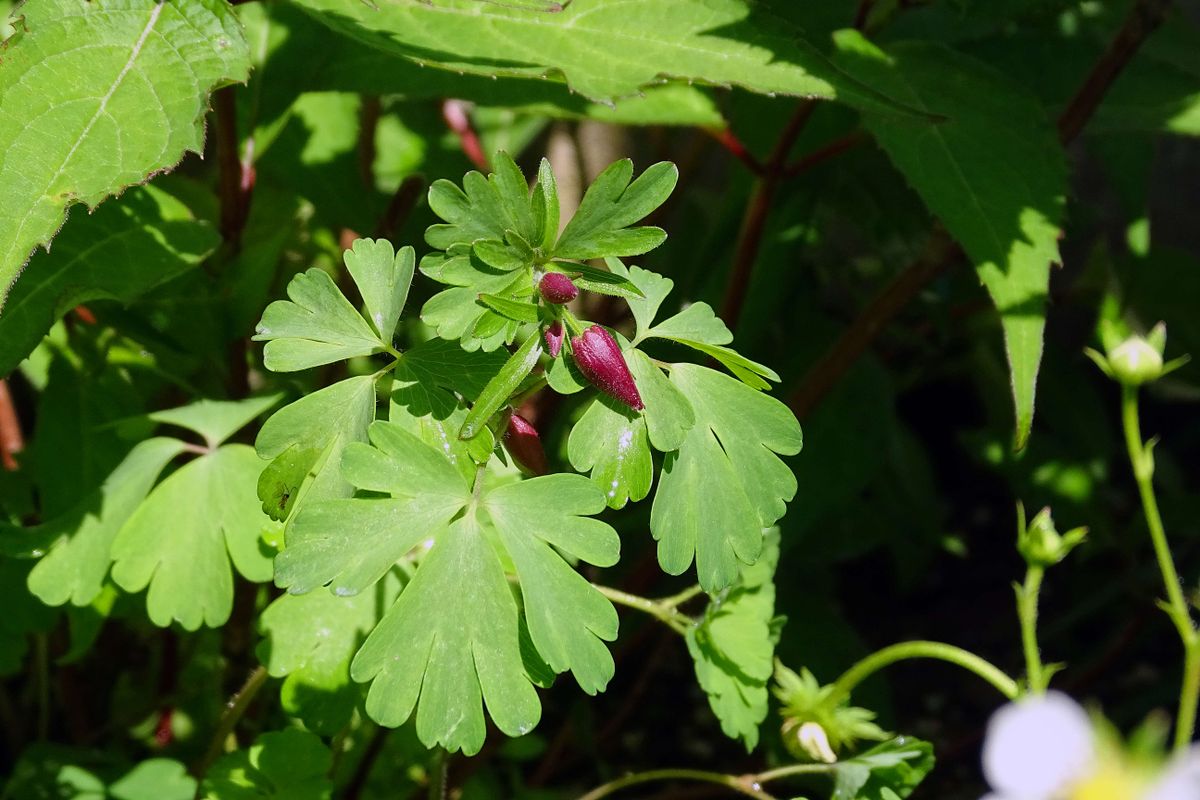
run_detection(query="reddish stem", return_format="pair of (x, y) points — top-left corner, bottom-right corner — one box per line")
(706, 127), (764, 175)
(442, 99), (489, 171)
(0, 380), (23, 471)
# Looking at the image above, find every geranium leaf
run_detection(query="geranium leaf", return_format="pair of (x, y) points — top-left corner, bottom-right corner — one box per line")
(568, 395), (653, 510)
(832, 736), (935, 800)
(651, 364), (801, 590)
(110, 445), (276, 630)
(833, 33), (1066, 449)
(646, 302), (733, 347)
(687, 529), (781, 751)
(0, 0), (249, 308)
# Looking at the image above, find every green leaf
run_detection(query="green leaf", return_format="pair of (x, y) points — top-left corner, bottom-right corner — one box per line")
(554, 160), (677, 260)
(109, 759), (196, 800)
(460, 330), (543, 440)
(0, 0), (248, 308)
(342, 239), (415, 345)
(651, 364), (801, 590)
(667, 340), (780, 390)
(255, 376), (377, 523)
(833, 33), (1066, 449)
(687, 529), (781, 751)
(14, 437), (187, 608)
(646, 302), (732, 346)
(426, 152), (540, 255)
(611, 260), (674, 343)
(202, 729), (331, 800)
(627, 350), (694, 452)
(484, 475), (620, 694)
(351, 514), (540, 755)
(832, 737), (935, 800)
(550, 261), (645, 299)
(147, 395), (282, 449)
(401, 337), (509, 400)
(478, 293), (540, 324)
(274, 422), (469, 596)
(254, 268), (388, 372)
(257, 571), (403, 734)
(568, 395), (653, 510)
(0, 186), (218, 377)
(421, 286), (520, 352)
(110, 445), (276, 630)
(291, 0), (915, 114)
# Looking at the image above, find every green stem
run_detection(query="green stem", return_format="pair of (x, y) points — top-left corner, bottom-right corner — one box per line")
(660, 584), (704, 609)
(592, 585), (691, 635)
(427, 748), (448, 800)
(754, 763), (836, 784)
(1121, 385), (1198, 751)
(827, 641), (1019, 706)
(193, 665), (269, 788)
(576, 768), (778, 800)
(1018, 566), (1046, 693)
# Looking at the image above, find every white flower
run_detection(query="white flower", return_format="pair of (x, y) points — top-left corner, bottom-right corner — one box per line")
(980, 693), (1200, 800)
(982, 691), (1095, 800)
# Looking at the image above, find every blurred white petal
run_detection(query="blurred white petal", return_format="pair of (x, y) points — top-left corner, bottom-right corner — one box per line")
(1143, 746), (1200, 800)
(983, 691), (1094, 799)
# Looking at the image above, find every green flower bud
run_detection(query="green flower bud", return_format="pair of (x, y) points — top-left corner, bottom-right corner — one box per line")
(1108, 333), (1164, 386)
(1018, 507), (1086, 568)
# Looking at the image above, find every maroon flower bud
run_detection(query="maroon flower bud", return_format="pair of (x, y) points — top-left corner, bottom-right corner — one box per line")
(544, 319), (564, 358)
(570, 325), (643, 411)
(538, 272), (579, 304)
(504, 412), (548, 476)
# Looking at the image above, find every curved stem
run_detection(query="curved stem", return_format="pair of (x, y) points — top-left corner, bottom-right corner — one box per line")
(576, 768), (778, 800)
(754, 763), (836, 784)
(592, 585), (691, 635)
(661, 584), (704, 609)
(1018, 566), (1046, 693)
(1121, 385), (1199, 751)
(827, 641), (1019, 706)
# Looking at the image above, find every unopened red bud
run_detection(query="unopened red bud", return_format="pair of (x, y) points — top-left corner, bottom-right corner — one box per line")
(570, 325), (643, 411)
(544, 320), (564, 358)
(504, 412), (548, 476)
(538, 272), (579, 304)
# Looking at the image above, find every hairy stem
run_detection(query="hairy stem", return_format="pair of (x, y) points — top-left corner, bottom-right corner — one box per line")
(1121, 385), (1198, 750)
(755, 762), (837, 784)
(576, 768), (778, 800)
(1018, 565), (1047, 693)
(827, 641), (1020, 706)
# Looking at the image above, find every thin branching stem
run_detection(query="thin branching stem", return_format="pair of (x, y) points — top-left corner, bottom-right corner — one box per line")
(827, 641), (1020, 706)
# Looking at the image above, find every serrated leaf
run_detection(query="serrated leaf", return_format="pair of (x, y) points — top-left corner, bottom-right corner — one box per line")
(0, 0), (249, 309)
(291, 0), (916, 115)
(148, 395), (282, 449)
(460, 330), (543, 439)
(554, 160), (676, 260)
(343, 239), (415, 344)
(12, 437), (187, 608)
(351, 514), (540, 755)
(568, 395), (653, 510)
(0, 186), (217, 378)
(651, 364), (801, 590)
(254, 268), (388, 371)
(833, 33), (1066, 449)
(485, 475), (619, 694)
(255, 375), (378, 523)
(257, 571), (403, 734)
(274, 422), (469, 596)
(110, 445), (276, 630)
(687, 529), (780, 751)
(202, 729), (331, 800)
(833, 737), (935, 800)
